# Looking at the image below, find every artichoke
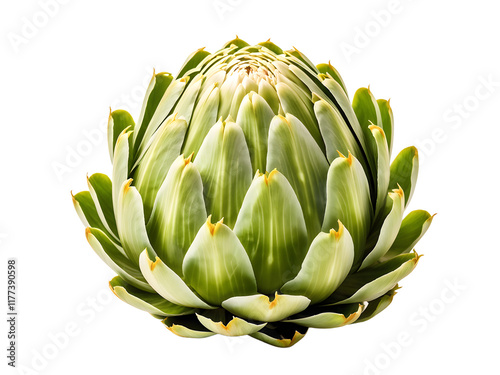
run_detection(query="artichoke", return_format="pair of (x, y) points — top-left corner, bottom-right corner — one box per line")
(72, 38), (433, 347)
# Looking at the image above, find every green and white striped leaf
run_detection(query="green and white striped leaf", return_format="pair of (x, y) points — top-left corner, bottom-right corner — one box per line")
(86, 227), (152, 292)
(196, 311), (265, 337)
(327, 253), (420, 305)
(107, 110), (135, 162)
(163, 315), (215, 338)
(134, 117), (187, 220)
(233, 170), (309, 294)
(377, 99), (394, 154)
(389, 146), (419, 206)
(177, 48), (211, 79)
(222, 293), (310, 322)
(116, 180), (154, 265)
(236, 92), (275, 173)
(194, 120), (253, 228)
(139, 250), (213, 309)
(87, 173), (118, 239)
(133, 72), (173, 152)
(172, 75), (204, 124)
(182, 218), (257, 306)
(218, 72), (243, 119)
(250, 323), (308, 348)
(147, 155), (207, 275)
(361, 188), (405, 269)
(382, 211), (435, 260)
(267, 114), (329, 242)
(369, 125), (391, 218)
(322, 153), (372, 268)
(284, 303), (364, 328)
(72, 191), (115, 241)
(109, 276), (194, 316)
(275, 82), (324, 151)
(352, 87), (382, 172)
(258, 40), (284, 55)
(321, 78), (368, 155)
(258, 79), (280, 114)
(112, 130), (132, 215)
(317, 62), (348, 96)
(314, 97), (363, 163)
(182, 84), (220, 157)
(281, 223), (354, 304)
(356, 286), (399, 323)
(136, 77), (187, 156)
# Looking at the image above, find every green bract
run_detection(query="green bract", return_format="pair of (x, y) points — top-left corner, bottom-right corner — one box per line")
(73, 38), (434, 347)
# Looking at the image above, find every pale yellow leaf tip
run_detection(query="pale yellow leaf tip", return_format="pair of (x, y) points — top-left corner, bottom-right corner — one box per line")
(150, 257), (161, 271)
(329, 220), (344, 240)
(123, 179), (133, 192)
(264, 169), (279, 185)
(84, 227), (92, 240)
(184, 152), (194, 166)
(206, 215), (223, 236)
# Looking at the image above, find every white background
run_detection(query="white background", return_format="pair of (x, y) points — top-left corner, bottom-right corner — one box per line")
(1, 0), (499, 374)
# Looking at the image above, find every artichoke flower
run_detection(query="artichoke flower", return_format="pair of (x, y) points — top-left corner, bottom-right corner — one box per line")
(72, 38), (434, 347)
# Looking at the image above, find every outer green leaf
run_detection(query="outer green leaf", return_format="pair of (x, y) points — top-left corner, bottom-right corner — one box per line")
(163, 315), (215, 338)
(266, 114), (329, 242)
(107, 110), (135, 162)
(233, 170), (308, 294)
(72, 191), (115, 241)
(352, 87), (382, 174)
(139, 250), (213, 309)
(250, 323), (307, 348)
(196, 311), (265, 337)
(110, 276), (194, 316)
(222, 293), (310, 322)
(356, 286), (399, 323)
(134, 117), (187, 220)
(86, 227), (152, 292)
(182, 84), (220, 157)
(321, 78), (369, 167)
(327, 253), (420, 305)
(172, 74), (204, 124)
(382, 210), (434, 260)
(275, 82), (324, 151)
(133, 72), (173, 152)
(222, 37), (250, 50)
(236, 92), (275, 173)
(389, 146), (419, 206)
(194, 120), (252, 228)
(284, 303), (364, 328)
(182, 218), (257, 306)
(177, 48), (211, 79)
(219, 72), (244, 119)
(377, 99), (394, 154)
(258, 40), (284, 55)
(322, 153), (372, 269)
(281, 223), (354, 304)
(258, 79), (280, 114)
(317, 62), (348, 96)
(116, 179), (154, 265)
(136, 77), (187, 156)
(314, 97), (363, 163)
(87, 173), (118, 239)
(361, 187), (405, 269)
(370, 125), (391, 218)
(112, 130), (132, 215)
(147, 155), (207, 275)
